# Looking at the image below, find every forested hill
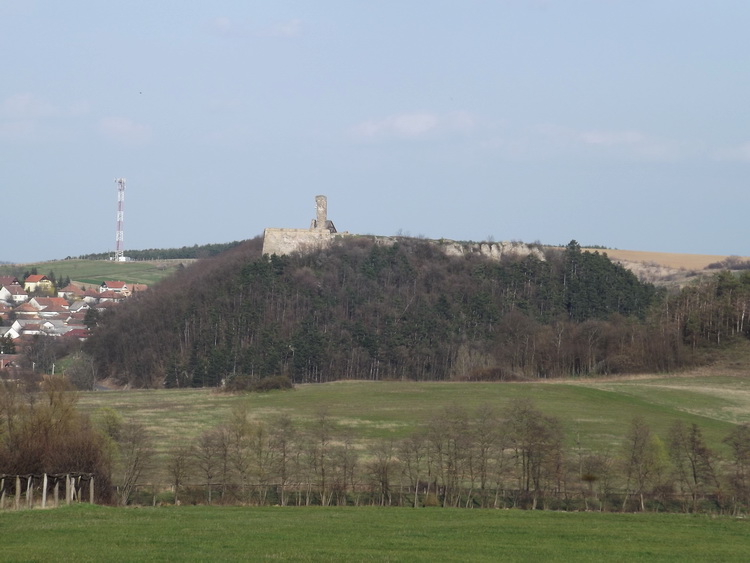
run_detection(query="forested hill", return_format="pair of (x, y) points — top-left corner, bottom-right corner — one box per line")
(86, 236), (698, 388)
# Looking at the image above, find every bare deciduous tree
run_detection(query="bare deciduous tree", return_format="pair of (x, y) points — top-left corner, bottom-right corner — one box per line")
(668, 421), (719, 511)
(194, 429), (222, 505)
(117, 419), (153, 506)
(621, 416), (667, 511)
(723, 423), (750, 513)
(166, 446), (192, 505)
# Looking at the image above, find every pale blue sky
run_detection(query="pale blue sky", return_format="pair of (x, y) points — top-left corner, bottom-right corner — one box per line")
(2, 1), (749, 262)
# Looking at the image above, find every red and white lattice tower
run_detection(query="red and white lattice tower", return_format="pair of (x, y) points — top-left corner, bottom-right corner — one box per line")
(114, 178), (126, 261)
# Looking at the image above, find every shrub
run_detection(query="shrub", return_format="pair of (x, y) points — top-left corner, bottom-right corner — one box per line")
(223, 375), (293, 393)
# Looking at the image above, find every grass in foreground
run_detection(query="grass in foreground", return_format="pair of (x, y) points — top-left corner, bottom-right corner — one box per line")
(0, 505), (748, 562)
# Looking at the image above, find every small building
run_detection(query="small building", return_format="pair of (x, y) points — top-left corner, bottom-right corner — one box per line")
(13, 302), (40, 318)
(0, 284), (28, 304)
(24, 274), (53, 294)
(98, 290), (126, 303)
(0, 276), (20, 287)
(69, 301), (91, 313)
(100, 281), (130, 296)
(63, 328), (90, 341)
(82, 289), (101, 305)
(30, 297), (70, 311)
(58, 283), (85, 301)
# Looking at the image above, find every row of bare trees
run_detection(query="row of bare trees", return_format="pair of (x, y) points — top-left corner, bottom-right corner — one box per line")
(2, 376), (748, 513)
(147, 402), (750, 514)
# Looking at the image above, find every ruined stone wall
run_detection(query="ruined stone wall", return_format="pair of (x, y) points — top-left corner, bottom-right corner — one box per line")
(262, 228), (341, 256)
(262, 229), (544, 262)
(261, 195), (543, 261)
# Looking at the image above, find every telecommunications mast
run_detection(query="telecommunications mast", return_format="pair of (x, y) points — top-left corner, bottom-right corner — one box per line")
(114, 178), (126, 261)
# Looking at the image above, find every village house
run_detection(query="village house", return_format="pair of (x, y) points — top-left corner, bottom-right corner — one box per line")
(82, 288), (101, 304)
(23, 274), (53, 294)
(58, 283), (85, 300)
(98, 290), (126, 304)
(64, 328), (90, 341)
(0, 284), (28, 304)
(100, 280), (130, 296)
(0, 273), (146, 354)
(0, 276), (20, 287)
(13, 302), (40, 318)
(69, 301), (91, 313)
(30, 296), (70, 311)
(9, 319), (72, 339)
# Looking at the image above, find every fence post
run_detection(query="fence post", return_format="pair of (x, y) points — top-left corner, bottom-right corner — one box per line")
(42, 474), (48, 509)
(65, 474), (71, 505)
(26, 475), (33, 508)
(0, 477), (5, 509)
(89, 476), (95, 504)
(54, 479), (60, 507)
(15, 476), (21, 509)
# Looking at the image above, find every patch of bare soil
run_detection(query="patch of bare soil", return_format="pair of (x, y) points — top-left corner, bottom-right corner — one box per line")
(588, 249), (738, 270)
(582, 248), (750, 287)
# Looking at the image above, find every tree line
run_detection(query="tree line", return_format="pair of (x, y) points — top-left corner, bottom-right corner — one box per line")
(145, 401), (750, 513)
(75, 241), (243, 261)
(2, 377), (748, 513)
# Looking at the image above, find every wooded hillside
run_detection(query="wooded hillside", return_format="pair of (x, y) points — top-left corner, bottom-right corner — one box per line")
(84, 236), (750, 388)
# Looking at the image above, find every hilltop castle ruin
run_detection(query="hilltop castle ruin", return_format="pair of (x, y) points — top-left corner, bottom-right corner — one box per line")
(262, 195), (348, 256)
(262, 195), (544, 262)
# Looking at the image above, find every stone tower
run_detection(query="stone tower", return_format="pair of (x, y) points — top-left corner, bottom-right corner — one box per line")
(262, 195), (341, 256)
(311, 195), (337, 233)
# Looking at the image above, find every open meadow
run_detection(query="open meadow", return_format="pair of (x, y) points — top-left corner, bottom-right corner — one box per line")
(77, 371), (750, 485)
(0, 259), (190, 288)
(0, 504), (748, 562)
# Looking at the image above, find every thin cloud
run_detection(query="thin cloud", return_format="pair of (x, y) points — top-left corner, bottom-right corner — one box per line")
(208, 17), (302, 39)
(0, 94), (91, 141)
(1, 93), (57, 119)
(210, 16), (234, 35)
(538, 125), (684, 161)
(207, 16), (253, 38)
(99, 117), (151, 144)
(266, 18), (302, 38)
(579, 130), (645, 146)
(352, 111), (476, 141)
(713, 143), (750, 162)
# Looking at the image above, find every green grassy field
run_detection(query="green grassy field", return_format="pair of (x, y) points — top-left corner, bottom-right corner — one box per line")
(76, 373), (750, 483)
(0, 259), (189, 287)
(0, 505), (748, 562)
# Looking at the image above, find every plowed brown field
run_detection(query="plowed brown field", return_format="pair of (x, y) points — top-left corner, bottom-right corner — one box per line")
(584, 248), (746, 270)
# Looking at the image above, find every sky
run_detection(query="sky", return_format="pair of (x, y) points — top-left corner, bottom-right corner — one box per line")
(2, 1), (749, 263)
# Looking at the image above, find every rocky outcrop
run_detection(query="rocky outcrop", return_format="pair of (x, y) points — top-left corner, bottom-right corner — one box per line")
(437, 239), (545, 261)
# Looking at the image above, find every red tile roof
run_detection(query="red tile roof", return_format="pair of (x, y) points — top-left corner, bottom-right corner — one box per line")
(32, 297), (69, 310)
(14, 303), (39, 314)
(3, 285), (27, 296)
(59, 283), (84, 295)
